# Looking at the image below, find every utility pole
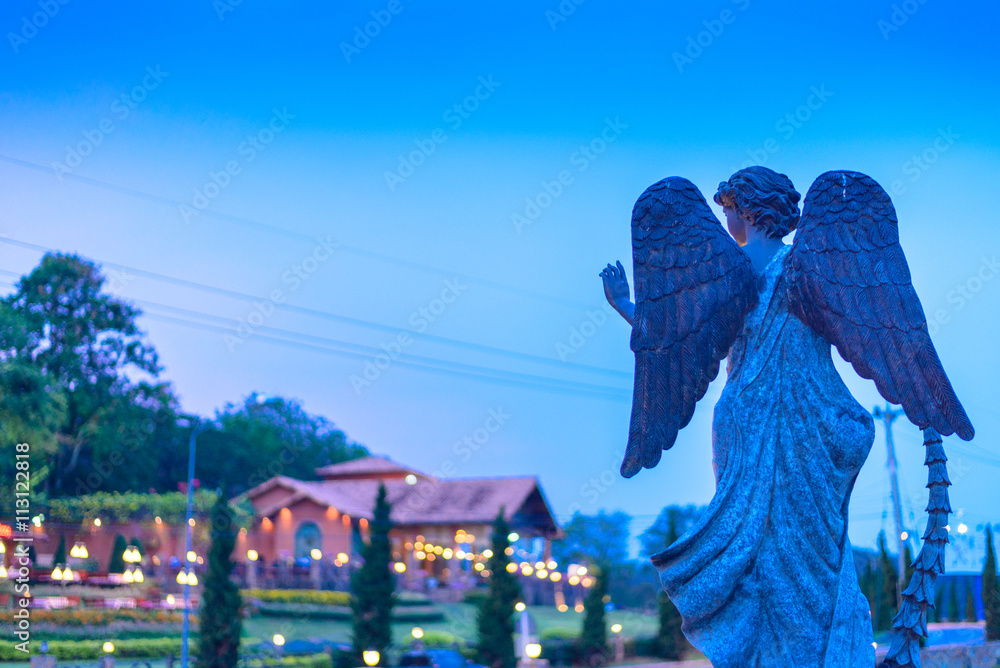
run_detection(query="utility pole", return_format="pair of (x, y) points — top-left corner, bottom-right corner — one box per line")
(873, 403), (907, 604)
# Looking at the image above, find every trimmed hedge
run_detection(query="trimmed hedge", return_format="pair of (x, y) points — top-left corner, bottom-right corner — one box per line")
(0, 637), (185, 661)
(253, 603), (444, 622)
(243, 589), (352, 606)
(0, 608), (184, 626)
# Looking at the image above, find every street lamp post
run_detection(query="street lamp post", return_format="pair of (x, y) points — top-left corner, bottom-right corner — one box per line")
(181, 421), (211, 668)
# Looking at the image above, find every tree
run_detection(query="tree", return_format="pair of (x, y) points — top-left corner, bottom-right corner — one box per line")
(108, 534), (128, 573)
(351, 484), (394, 665)
(477, 510), (520, 668)
(197, 495), (243, 668)
(656, 509), (686, 660)
(552, 511), (630, 571)
(0, 253), (173, 495)
(580, 564), (609, 662)
(873, 532), (898, 631)
(640, 506), (703, 559)
(966, 585), (977, 622)
(53, 534), (66, 566)
(948, 581), (960, 622)
(983, 527), (1000, 640)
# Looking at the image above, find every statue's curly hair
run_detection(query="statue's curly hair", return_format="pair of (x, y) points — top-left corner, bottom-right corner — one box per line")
(714, 166), (801, 239)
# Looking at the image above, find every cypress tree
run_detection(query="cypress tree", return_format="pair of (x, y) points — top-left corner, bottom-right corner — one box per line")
(580, 564), (609, 662)
(948, 581), (960, 622)
(983, 527), (1000, 641)
(477, 509), (520, 668)
(874, 532), (898, 632)
(965, 585), (977, 622)
(656, 510), (685, 659)
(932, 584), (944, 623)
(53, 535), (66, 566)
(197, 495), (242, 668)
(351, 484), (394, 666)
(108, 534), (128, 574)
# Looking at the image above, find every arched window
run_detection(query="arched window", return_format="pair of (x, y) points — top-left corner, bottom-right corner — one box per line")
(294, 521), (322, 560)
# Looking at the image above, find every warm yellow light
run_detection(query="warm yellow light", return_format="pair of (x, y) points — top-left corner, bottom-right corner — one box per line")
(414, 541), (424, 550)
(103, 642), (115, 653)
(466, 535), (474, 542)
(415, 551), (427, 560)
(51, 566), (64, 581)
(525, 644), (541, 659)
(569, 575), (580, 585)
(505, 547), (514, 556)
(363, 650), (380, 667)
(176, 570), (188, 585)
(262, 517), (273, 530)
(123, 569), (135, 583)
(900, 531), (909, 541)
(574, 603), (584, 613)
(535, 561), (545, 570)
(273, 634), (285, 647)
(456, 550), (466, 559)
(522, 566), (533, 576)
(94, 518), (102, 527)
(166, 594), (176, 605)
(506, 562), (518, 573)
(483, 549), (493, 558)
(547, 560), (557, 570)
(582, 577), (594, 588)
(443, 548), (453, 559)
(0, 565), (7, 578)
(0, 543), (5, 554)
(557, 604), (568, 612)
(550, 572), (562, 582)
(465, 553), (474, 561)
(64, 566), (75, 581)
(247, 550), (259, 561)
(577, 566), (587, 576)
(411, 627), (424, 639)
(337, 553), (349, 563)
(537, 569), (548, 579)
(155, 516), (162, 524)
(433, 546), (443, 555)
(197, 556), (204, 565)
(70, 544), (80, 558)
(958, 523), (968, 534)
(310, 548), (322, 560)
(394, 562), (406, 573)
(187, 571), (198, 586)
(187, 551), (197, 562)
(188, 518), (196, 527)
(515, 602), (526, 612)
(134, 568), (144, 583)
(475, 562), (485, 571)
(508, 532), (519, 542)
(611, 624), (622, 634)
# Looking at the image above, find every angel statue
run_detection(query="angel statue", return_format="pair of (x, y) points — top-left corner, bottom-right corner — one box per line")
(599, 167), (974, 668)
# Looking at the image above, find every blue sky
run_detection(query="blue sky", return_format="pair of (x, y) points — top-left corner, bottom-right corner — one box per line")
(1, 0), (998, 563)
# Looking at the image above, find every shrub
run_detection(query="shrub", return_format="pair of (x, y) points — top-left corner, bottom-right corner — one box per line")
(420, 630), (463, 647)
(539, 628), (578, 641)
(0, 608), (184, 626)
(243, 589), (352, 606)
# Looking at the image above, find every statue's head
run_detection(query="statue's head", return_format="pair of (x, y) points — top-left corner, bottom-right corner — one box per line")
(714, 166), (801, 240)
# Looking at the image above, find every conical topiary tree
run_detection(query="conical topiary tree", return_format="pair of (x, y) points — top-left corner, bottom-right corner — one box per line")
(656, 509), (685, 659)
(983, 527), (1000, 641)
(53, 535), (66, 566)
(966, 585), (977, 622)
(948, 581), (960, 622)
(580, 564), (609, 662)
(874, 532), (898, 631)
(197, 495), (242, 668)
(351, 484), (394, 666)
(477, 509), (520, 668)
(108, 534), (128, 574)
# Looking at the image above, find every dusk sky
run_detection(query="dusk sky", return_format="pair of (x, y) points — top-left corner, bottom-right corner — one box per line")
(1, 0), (997, 563)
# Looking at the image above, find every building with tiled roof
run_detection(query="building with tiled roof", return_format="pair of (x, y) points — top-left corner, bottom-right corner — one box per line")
(237, 456), (561, 588)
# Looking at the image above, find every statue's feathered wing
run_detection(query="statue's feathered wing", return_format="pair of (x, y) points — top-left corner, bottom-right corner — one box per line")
(785, 170), (974, 440)
(623, 177), (757, 478)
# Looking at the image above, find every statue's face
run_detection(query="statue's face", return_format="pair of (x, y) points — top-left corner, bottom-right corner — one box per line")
(724, 206), (748, 246)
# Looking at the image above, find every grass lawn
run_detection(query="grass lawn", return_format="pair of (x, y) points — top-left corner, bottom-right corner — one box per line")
(242, 604), (659, 645)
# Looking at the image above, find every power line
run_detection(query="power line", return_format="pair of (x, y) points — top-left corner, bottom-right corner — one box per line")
(0, 236), (631, 380)
(0, 152), (597, 311)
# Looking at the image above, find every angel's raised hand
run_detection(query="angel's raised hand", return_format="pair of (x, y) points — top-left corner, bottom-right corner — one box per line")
(600, 260), (630, 306)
